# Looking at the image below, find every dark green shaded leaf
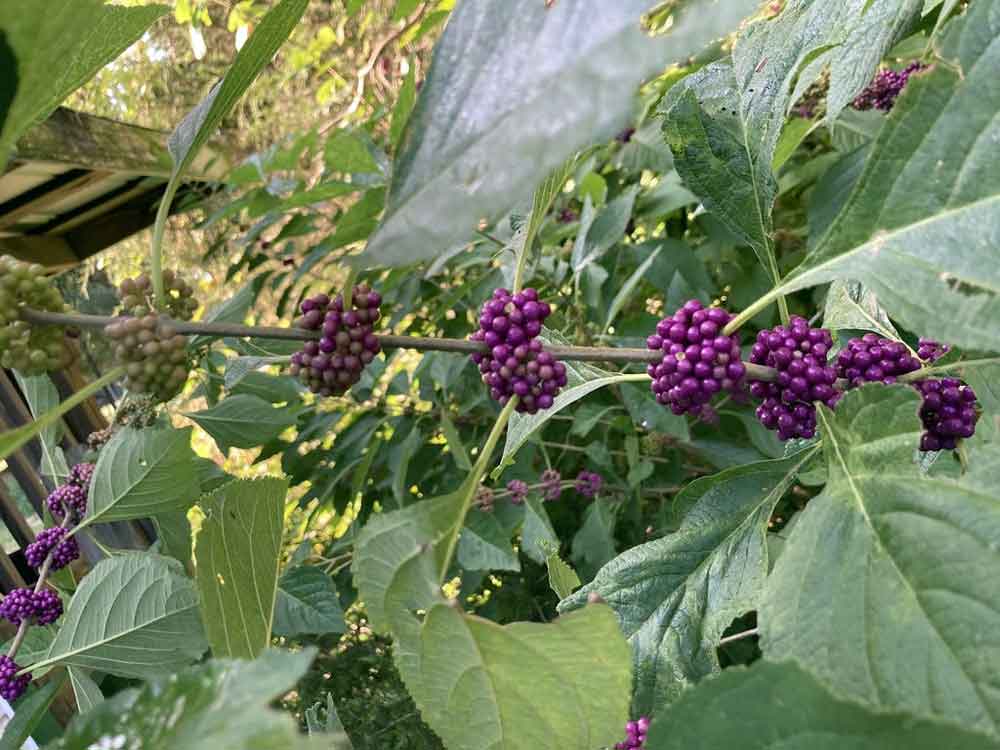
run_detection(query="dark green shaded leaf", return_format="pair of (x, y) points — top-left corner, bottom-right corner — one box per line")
(187, 395), (297, 452)
(273, 565), (346, 637)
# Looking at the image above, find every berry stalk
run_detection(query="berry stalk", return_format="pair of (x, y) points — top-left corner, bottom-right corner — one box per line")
(18, 307), (781, 377)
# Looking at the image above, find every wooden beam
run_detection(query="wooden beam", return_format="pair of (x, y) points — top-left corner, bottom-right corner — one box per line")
(0, 235), (78, 269)
(0, 169), (114, 230)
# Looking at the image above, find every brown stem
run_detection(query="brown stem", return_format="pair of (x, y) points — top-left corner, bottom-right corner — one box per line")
(19, 308), (779, 378)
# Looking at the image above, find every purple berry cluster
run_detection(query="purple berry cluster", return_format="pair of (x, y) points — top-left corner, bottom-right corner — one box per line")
(0, 588), (62, 626)
(646, 300), (745, 419)
(540, 469), (562, 501)
(290, 285), (383, 397)
(68, 461), (94, 489)
(575, 470), (603, 499)
(835, 334), (921, 386)
(470, 288), (567, 414)
(614, 717), (650, 749)
(852, 62), (926, 111)
(917, 338), (949, 362)
(915, 378), (978, 451)
(749, 316), (838, 440)
(0, 655), (29, 702)
(46, 484), (87, 522)
(25, 527), (78, 571)
(506, 479), (528, 505)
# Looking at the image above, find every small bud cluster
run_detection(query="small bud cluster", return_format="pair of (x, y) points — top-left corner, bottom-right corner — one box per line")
(852, 62), (926, 111)
(575, 470), (603, 499)
(749, 316), (838, 440)
(474, 486), (494, 512)
(917, 338), (949, 362)
(506, 480), (528, 505)
(0, 588), (62, 626)
(105, 314), (189, 402)
(915, 378), (979, 451)
(25, 527), (79, 571)
(540, 469), (562, 501)
(471, 288), (567, 414)
(647, 300), (745, 420)
(290, 285), (383, 397)
(0, 255), (74, 375)
(835, 334), (921, 386)
(117, 270), (197, 320)
(614, 717), (650, 749)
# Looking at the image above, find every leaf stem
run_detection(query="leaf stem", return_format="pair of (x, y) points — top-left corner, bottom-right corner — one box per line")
(897, 357), (1000, 383)
(149, 180), (181, 308)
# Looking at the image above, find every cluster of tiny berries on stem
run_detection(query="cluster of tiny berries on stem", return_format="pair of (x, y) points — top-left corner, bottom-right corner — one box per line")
(749, 316), (839, 440)
(474, 469), (603, 511)
(0, 462), (91, 701)
(647, 299), (745, 421)
(852, 62), (926, 111)
(470, 288), (568, 414)
(614, 716), (650, 749)
(0, 255), (75, 375)
(290, 285), (383, 397)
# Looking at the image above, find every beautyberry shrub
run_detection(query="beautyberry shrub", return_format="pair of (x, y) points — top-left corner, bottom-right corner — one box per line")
(615, 717), (650, 749)
(290, 285), (382, 397)
(470, 288), (567, 414)
(575, 470), (603, 498)
(0, 255), (75, 375)
(117, 270), (198, 320)
(646, 300), (745, 420)
(749, 316), (838, 440)
(104, 314), (190, 402)
(25, 527), (79, 570)
(852, 62), (926, 111)
(835, 334), (921, 386)
(915, 378), (979, 451)
(0, 655), (30, 702)
(46, 484), (87, 522)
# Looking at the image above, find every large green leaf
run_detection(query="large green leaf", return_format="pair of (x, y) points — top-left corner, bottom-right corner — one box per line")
(273, 565), (346, 638)
(0, 1), (167, 165)
(353, 449), (633, 749)
(12, 371), (69, 481)
(186, 394), (297, 452)
(457, 509), (520, 572)
(51, 650), (320, 750)
(80, 426), (199, 529)
(757, 3), (1000, 352)
(363, 0), (758, 267)
(67, 667), (104, 715)
(645, 660), (1000, 750)
(30, 553), (207, 679)
(821, 278), (898, 338)
(560, 450), (815, 714)
(761, 385), (1000, 736)
(196, 477), (286, 659)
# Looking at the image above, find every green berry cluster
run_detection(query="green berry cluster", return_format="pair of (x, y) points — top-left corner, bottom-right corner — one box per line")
(118, 269), (197, 320)
(104, 314), (189, 402)
(0, 255), (74, 375)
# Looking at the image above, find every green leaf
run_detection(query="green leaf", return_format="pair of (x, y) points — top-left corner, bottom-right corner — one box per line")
(561, 450), (816, 715)
(31, 553), (207, 679)
(363, 0), (759, 267)
(822, 278), (899, 338)
(0, 1), (167, 165)
(604, 245), (662, 332)
(80, 426), (199, 529)
(0, 672), (66, 750)
(191, 280), (260, 348)
(572, 187), (638, 273)
(272, 179), (358, 211)
(645, 660), (1000, 750)
(761, 385), (1000, 736)
(230, 371), (301, 404)
(440, 411), (472, 471)
(166, 0), (308, 184)
(187, 395), (297, 452)
(51, 649), (319, 750)
(67, 667), (104, 715)
(457, 509), (520, 572)
(324, 130), (378, 173)
(390, 63), (417, 150)
(569, 501), (618, 580)
(273, 565), (346, 638)
(196, 477), (286, 659)
(763, 5), (1000, 352)
(772, 116), (814, 171)
(12, 371), (69, 481)
(620, 382), (690, 440)
(545, 552), (581, 601)
(520, 496), (558, 566)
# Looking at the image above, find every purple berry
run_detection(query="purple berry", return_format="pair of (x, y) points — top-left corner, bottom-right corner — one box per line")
(749, 316), (838, 441)
(0, 655), (30, 702)
(647, 301), (744, 419)
(575, 470), (602, 499)
(290, 285), (382, 397)
(25, 527), (79, 570)
(852, 62), (926, 111)
(470, 289), (565, 414)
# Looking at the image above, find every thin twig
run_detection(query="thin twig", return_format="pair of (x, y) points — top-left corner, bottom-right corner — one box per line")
(718, 627), (759, 646)
(20, 307), (778, 376)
